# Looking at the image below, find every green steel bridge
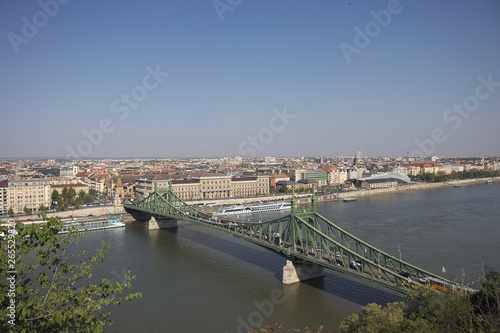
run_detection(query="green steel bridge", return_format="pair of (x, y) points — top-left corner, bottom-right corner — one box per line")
(123, 182), (468, 295)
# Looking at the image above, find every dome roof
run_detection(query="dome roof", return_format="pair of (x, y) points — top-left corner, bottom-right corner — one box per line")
(359, 172), (411, 183)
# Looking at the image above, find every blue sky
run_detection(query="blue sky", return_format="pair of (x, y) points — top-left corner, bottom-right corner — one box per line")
(1, 0), (499, 159)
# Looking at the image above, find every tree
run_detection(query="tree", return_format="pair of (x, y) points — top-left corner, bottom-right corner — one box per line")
(0, 214), (142, 331)
(23, 206), (32, 215)
(340, 276), (500, 333)
(61, 187), (69, 203)
(469, 271), (500, 332)
(39, 204), (47, 212)
(7, 207), (14, 217)
(56, 197), (65, 211)
(78, 190), (86, 201)
(68, 188), (76, 202)
(404, 284), (473, 332)
(340, 302), (411, 333)
(51, 189), (60, 202)
(83, 194), (93, 204)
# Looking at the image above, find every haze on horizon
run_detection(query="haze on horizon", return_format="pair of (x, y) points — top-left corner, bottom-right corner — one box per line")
(1, 0), (499, 159)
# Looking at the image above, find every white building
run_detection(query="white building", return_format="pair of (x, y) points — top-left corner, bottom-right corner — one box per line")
(0, 180), (8, 215)
(8, 179), (51, 213)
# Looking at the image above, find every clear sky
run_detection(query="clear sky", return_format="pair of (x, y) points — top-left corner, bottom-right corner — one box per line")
(1, 0), (499, 159)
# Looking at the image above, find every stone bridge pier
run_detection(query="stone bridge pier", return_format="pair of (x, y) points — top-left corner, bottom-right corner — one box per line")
(124, 208), (152, 222)
(148, 216), (180, 229)
(282, 260), (325, 284)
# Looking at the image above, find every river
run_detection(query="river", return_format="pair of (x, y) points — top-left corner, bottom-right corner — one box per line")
(76, 181), (500, 332)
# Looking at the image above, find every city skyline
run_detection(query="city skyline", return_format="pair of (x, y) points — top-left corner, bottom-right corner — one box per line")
(1, 0), (499, 159)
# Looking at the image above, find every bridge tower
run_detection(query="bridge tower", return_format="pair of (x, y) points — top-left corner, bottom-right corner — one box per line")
(148, 177), (180, 229)
(282, 192), (325, 284)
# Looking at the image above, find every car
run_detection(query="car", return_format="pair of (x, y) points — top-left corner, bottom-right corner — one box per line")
(349, 260), (362, 270)
(88, 214), (93, 216)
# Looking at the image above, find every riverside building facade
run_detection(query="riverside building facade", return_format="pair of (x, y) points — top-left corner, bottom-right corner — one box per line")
(8, 179), (51, 213)
(135, 172), (270, 200)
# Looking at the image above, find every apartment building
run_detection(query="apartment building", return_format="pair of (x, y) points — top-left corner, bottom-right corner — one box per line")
(51, 183), (89, 196)
(135, 172), (270, 200)
(88, 174), (109, 194)
(8, 179), (51, 213)
(290, 169), (328, 187)
(231, 174), (270, 197)
(0, 180), (8, 215)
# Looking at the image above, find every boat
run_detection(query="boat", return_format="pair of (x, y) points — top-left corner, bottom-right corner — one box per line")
(453, 184), (460, 187)
(213, 202), (291, 216)
(486, 180), (492, 184)
(58, 216), (125, 234)
(343, 197), (357, 202)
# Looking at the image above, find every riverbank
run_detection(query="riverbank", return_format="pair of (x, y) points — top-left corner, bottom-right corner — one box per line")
(337, 176), (500, 199)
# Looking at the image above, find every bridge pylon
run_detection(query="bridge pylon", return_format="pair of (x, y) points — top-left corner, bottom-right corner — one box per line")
(282, 260), (325, 284)
(148, 216), (179, 229)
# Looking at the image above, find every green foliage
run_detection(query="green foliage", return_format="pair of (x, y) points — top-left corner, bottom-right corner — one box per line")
(38, 204), (47, 212)
(411, 170), (500, 183)
(469, 271), (500, 332)
(340, 274), (500, 333)
(339, 302), (415, 333)
(61, 187), (69, 201)
(404, 285), (474, 332)
(56, 197), (65, 211)
(0, 214), (142, 332)
(22, 206), (32, 215)
(83, 194), (94, 204)
(60, 187), (77, 204)
(51, 189), (60, 202)
(8, 207), (14, 216)
(78, 190), (86, 201)
(68, 188), (76, 202)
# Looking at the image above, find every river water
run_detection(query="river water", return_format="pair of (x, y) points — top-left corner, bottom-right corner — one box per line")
(76, 182), (499, 332)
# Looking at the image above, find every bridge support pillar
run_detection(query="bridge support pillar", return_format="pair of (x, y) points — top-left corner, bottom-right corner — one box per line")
(125, 209), (152, 222)
(148, 216), (179, 229)
(282, 260), (325, 284)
